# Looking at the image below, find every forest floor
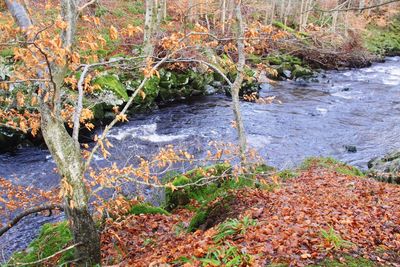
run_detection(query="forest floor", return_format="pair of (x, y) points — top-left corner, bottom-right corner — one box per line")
(100, 163), (400, 266)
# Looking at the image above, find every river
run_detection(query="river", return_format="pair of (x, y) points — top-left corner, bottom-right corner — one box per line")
(1, 57), (400, 261)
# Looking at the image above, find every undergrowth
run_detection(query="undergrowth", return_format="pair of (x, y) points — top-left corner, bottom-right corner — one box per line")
(8, 222), (73, 266)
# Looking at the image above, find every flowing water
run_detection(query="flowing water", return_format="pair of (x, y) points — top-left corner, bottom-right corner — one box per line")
(1, 57), (400, 261)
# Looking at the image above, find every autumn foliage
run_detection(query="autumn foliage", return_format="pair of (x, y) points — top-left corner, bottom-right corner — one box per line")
(101, 166), (400, 266)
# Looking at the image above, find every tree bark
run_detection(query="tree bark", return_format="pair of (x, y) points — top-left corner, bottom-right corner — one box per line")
(221, 0), (226, 34)
(143, 0), (156, 57)
(40, 104), (101, 266)
(4, 0), (32, 30)
(5, 1), (101, 265)
(231, 0), (247, 164)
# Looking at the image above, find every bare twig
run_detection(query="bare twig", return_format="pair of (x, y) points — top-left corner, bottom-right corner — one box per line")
(9, 243), (81, 266)
(78, 0), (97, 12)
(84, 54), (172, 170)
(308, 0), (400, 13)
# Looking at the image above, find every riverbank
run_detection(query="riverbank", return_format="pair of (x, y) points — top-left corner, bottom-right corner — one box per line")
(1, 4), (400, 152)
(7, 158), (400, 266)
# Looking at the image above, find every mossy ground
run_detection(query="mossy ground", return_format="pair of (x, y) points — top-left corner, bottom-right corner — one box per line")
(11, 159), (390, 266)
(129, 203), (170, 216)
(308, 255), (375, 267)
(300, 157), (365, 177)
(364, 16), (400, 56)
(8, 222), (73, 266)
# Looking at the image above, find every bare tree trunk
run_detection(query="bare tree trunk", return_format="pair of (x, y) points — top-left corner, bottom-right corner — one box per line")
(4, 0), (32, 30)
(188, 0), (199, 23)
(143, 0), (158, 57)
(40, 105), (101, 266)
(6, 1), (101, 265)
(284, 0), (291, 25)
(279, 0), (285, 21)
(163, 0), (167, 20)
(221, 0), (226, 34)
(156, 0), (167, 26)
(266, 0), (276, 24)
(231, 0), (247, 163)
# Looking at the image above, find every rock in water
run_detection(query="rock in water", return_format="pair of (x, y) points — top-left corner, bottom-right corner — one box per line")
(368, 151), (400, 183)
(344, 145), (357, 153)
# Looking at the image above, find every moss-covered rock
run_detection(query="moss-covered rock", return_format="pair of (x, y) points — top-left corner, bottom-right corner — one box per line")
(292, 64), (314, 78)
(266, 54), (313, 80)
(164, 164), (233, 211)
(93, 74), (129, 101)
(9, 222), (73, 266)
(368, 151), (400, 184)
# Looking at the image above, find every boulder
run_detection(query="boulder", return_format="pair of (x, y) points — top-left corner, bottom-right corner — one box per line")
(368, 151), (400, 183)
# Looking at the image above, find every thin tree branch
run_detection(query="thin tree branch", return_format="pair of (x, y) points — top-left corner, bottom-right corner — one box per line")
(78, 0), (97, 12)
(308, 0), (400, 13)
(0, 79), (50, 84)
(72, 65), (89, 143)
(84, 54), (171, 170)
(9, 243), (81, 266)
(0, 204), (64, 237)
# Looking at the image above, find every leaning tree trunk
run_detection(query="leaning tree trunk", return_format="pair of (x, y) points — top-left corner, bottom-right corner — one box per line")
(231, 0), (247, 164)
(40, 105), (101, 266)
(5, 0), (101, 265)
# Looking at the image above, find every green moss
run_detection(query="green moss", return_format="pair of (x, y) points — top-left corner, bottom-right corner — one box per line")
(300, 157), (365, 177)
(93, 75), (129, 101)
(9, 222), (73, 266)
(277, 169), (299, 180)
(292, 64), (313, 78)
(309, 255), (375, 267)
(129, 203), (170, 215)
(266, 54), (302, 66)
(272, 21), (296, 33)
(164, 164), (232, 210)
(187, 194), (239, 232)
(265, 53), (313, 79)
(251, 163), (276, 174)
(187, 210), (209, 232)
